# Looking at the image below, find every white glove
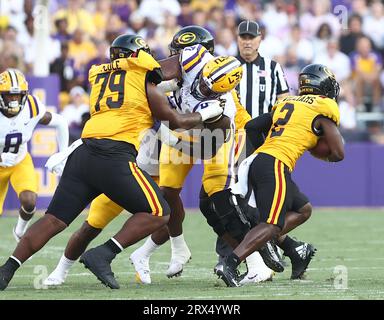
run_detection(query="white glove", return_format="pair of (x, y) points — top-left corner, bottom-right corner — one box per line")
(157, 123), (179, 146)
(157, 79), (180, 93)
(197, 100), (224, 122)
(0, 152), (18, 167)
(45, 139), (83, 176)
(45, 152), (67, 176)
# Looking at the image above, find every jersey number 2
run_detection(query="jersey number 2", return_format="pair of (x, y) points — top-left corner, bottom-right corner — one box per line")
(94, 70), (126, 111)
(270, 103), (294, 137)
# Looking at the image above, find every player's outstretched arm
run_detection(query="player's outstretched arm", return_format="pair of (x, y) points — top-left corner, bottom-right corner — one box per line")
(315, 117), (344, 162)
(39, 112), (69, 152)
(159, 55), (181, 81)
(146, 83), (222, 130)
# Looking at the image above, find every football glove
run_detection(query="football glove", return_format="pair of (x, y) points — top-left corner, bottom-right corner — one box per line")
(0, 152), (18, 167)
(197, 100), (224, 122)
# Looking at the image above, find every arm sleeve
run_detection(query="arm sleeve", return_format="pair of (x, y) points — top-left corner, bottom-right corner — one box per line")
(146, 68), (164, 85)
(48, 113), (69, 152)
(245, 113), (273, 150)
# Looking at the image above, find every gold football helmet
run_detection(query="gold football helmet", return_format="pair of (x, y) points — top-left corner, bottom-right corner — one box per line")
(0, 69), (28, 117)
(191, 56), (242, 100)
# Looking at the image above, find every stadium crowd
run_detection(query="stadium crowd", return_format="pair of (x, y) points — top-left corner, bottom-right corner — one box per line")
(1, 0), (384, 142)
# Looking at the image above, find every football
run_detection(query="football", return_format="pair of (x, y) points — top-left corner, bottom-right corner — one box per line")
(309, 137), (331, 160)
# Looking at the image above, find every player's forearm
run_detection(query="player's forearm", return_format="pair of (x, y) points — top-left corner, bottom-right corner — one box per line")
(159, 55), (181, 81)
(169, 112), (203, 130)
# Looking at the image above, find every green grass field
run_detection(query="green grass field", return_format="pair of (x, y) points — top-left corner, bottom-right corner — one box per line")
(0, 209), (383, 300)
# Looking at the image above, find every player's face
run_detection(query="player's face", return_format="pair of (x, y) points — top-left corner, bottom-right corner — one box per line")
(237, 34), (262, 56)
(1, 93), (23, 116)
(198, 77), (221, 100)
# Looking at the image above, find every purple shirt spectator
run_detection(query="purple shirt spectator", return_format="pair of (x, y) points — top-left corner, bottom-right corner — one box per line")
(112, 3), (132, 24)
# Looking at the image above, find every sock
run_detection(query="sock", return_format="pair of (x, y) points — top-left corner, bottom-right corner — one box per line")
(170, 234), (187, 253)
(52, 255), (75, 277)
(278, 235), (298, 253)
(227, 252), (241, 269)
(245, 251), (266, 271)
(105, 238), (123, 254)
(14, 216), (30, 236)
(136, 236), (160, 258)
(4, 257), (21, 273)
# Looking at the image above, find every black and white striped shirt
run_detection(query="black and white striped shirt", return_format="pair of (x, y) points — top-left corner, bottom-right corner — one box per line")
(236, 54), (289, 118)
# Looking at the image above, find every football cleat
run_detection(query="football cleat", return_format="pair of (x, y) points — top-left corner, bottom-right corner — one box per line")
(258, 241), (285, 273)
(214, 257), (241, 287)
(239, 269), (274, 285)
(80, 246), (120, 289)
(43, 270), (68, 286)
(285, 242), (317, 280)
(166, 244), (191, 278)
(129, 250), (151, 285)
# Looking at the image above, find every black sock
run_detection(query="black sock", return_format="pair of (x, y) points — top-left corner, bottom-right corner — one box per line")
(226, 253), (241, 269)
(278, 236), (298, 253)
(105, 239), (123, 254)
(4, 257), (21, 273)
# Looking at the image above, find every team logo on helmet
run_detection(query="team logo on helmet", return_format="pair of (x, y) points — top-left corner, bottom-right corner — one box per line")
(177, 32), (197, 45)
(323, 66), (335, 79)
(135, 37), (147, 47)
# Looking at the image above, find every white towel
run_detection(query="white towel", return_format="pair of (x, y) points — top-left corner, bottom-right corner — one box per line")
(231, 153), (258, 206)
(45, 139), (83, 176)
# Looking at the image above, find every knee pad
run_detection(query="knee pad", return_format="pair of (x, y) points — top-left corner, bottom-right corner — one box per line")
(244, 205), (259, 227)
(210, 190), (251, 242)
(199, 190), (226, 237)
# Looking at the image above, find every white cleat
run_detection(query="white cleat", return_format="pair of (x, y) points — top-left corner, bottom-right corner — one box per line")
(130, 250), (151, 284)
(166, 246), (192, 278)
(239, 268), (274, 285)
(43, 270), (68, 286)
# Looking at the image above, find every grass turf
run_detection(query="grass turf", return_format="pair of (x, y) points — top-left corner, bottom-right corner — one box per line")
(0, 208), (383, 300)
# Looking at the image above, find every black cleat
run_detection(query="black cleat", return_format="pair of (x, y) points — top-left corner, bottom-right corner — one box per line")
(286, 242), (317, 280)
(80, 246), (120, 289)
(259, 241), (285, 273)
(0, 266), (14, 291)
(214, 257), (241, 287)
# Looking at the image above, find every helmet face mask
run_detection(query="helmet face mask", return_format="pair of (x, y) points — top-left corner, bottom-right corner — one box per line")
(0, 93), (27, 117)
(0, 69), (28, 118)
(191, 71), (222, 100)
(191, 56), (242, 101)
(110, 34), (151, 61)
(299, 64), (340, 100)
(169, 25), (215, 56)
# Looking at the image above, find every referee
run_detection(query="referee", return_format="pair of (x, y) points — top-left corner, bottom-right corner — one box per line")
(236, 20), (289, 118)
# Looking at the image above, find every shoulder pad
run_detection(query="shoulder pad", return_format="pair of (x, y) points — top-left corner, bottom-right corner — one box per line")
(26, 94), (46, 119)
(134, 50), (161, 71)
(180, 44), (211, 72)
(313, 96), (340, 126)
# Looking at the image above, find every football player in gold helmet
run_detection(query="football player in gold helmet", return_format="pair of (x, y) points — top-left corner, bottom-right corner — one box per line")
(0, 69), (69, 242)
